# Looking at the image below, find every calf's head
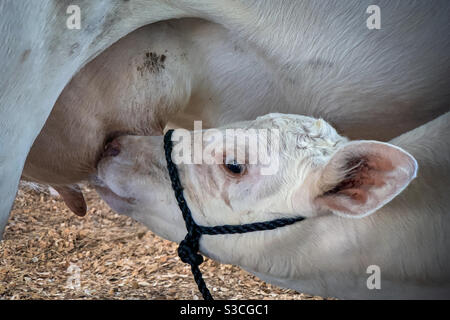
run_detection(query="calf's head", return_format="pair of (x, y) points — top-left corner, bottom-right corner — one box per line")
(93, 113), (417, 267)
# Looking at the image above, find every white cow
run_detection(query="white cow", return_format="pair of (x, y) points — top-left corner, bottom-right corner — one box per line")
(94, 111), (450, 299)
(4, 1), (449, 230)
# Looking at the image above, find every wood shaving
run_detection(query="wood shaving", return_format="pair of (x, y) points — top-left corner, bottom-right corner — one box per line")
(0, 184), (325, 300)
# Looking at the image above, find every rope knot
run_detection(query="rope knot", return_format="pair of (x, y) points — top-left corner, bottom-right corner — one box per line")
(178, 237), (204, 266)
(164, 129), (304, 300)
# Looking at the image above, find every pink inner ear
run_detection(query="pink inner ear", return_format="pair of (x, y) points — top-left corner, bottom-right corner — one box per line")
(324, 156), (392, 204)
(316, 141), (418, 217)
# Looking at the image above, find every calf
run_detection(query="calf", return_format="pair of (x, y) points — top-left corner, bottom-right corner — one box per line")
(93, 112), (450, 299)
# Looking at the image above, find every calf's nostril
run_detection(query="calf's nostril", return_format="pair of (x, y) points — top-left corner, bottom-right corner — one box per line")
(103, 139), (121, 157)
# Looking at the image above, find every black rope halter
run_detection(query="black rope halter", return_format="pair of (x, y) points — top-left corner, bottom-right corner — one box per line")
(163, 129), (304, 300)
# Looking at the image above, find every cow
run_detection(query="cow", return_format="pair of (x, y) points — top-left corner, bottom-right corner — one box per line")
(93, 111), (450, 299)
(0, 1), (449, 236)
(19, 4), (450, 218)
(0, 0), (448, 300)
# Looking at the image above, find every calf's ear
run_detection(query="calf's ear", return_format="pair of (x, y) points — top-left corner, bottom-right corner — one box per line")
(314, 141), (418, 218)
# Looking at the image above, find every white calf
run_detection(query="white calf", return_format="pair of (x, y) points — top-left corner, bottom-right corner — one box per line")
(93, 112), (450, 299)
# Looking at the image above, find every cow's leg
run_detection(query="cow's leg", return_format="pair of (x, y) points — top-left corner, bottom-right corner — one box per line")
(0, 0), (191, 237)
(0, 64), (82, 237)
(0, 3), (64, 237)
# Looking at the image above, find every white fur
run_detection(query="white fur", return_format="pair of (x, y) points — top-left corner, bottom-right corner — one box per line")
(94, 112), (450, 299)
(2, 1), (449, 234)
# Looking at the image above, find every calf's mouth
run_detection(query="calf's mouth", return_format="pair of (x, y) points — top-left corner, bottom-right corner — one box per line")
(90, 134), (138, 214)
(96, 131), (137, 167)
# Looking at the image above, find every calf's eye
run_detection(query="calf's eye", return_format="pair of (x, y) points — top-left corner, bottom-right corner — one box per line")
(225, 159), (245, 175)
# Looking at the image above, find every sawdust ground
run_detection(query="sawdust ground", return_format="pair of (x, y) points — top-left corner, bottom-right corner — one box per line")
(0, 184), (324, 300)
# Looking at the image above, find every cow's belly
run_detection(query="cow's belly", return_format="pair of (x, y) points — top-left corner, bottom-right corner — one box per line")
(22, 21), (196, 185)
